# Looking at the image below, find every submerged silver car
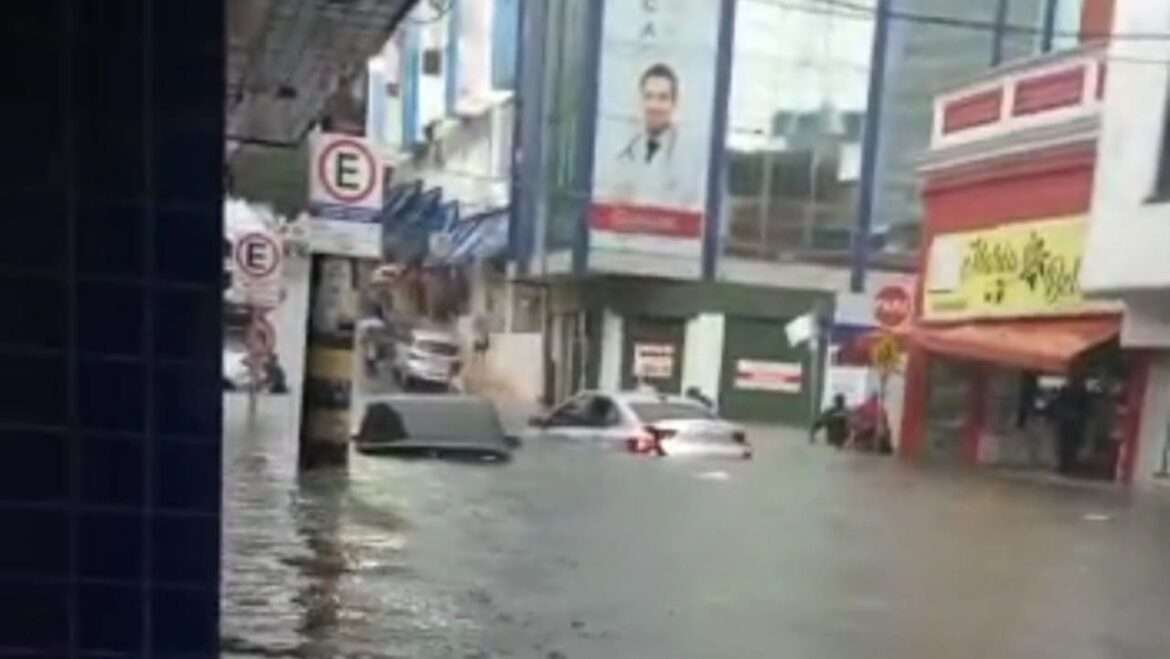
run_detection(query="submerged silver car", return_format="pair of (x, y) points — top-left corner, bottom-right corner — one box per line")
(391, 327), (463, 389)
(528, 391), (752, 459)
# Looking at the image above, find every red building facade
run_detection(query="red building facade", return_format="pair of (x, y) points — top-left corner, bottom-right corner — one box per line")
(899, 46), (1147, 483)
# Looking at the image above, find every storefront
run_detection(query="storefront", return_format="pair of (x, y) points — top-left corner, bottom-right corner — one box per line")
(544, 276), (832, 425)
(900, 216), (1145, 483)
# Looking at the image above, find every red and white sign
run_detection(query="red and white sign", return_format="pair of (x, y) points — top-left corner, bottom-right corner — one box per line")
(874, 285), (912, 328)
(633, 343), (676, 379)
(308, 133), (385, 258)
(587, 0), (722, 269)
(735, 360), (802, 393)
(310, 133), (383, 209)
(246, 316), (276, 356)
(590, 204), (701, 238)
(233, 231), (283, 309)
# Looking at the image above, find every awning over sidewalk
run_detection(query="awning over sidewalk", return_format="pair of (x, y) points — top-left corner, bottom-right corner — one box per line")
(911, 316), (1120, 374)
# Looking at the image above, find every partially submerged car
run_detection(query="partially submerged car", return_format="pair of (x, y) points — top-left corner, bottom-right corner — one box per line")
(389, 323), (463, 391)
(353, 395), (517, 462)
(528, 391), (752, 460)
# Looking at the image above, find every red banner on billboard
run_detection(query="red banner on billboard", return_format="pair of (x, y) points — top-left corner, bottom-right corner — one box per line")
(590, 203), (703, 239)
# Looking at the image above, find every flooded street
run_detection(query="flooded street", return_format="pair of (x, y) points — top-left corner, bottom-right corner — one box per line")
(222, 396), (1170, 658)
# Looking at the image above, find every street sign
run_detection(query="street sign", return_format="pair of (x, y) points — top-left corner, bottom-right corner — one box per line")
(308, 132), (385, 258)
(870, 332), (902, 376)
(311, 134), (383, 209)
(233, 231), (283, 309)
(874, 285), (912, 328)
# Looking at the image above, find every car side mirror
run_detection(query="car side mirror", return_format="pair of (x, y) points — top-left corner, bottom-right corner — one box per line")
(528, 415), (547, 428)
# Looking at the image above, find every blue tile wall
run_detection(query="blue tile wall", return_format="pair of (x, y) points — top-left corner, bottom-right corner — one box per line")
(0, 1), (223, 656)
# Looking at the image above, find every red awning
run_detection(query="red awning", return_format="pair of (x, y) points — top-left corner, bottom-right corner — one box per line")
(911, 316), (1120, 374)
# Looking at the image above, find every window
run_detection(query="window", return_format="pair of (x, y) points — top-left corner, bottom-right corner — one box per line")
(422, 48), (443, 76)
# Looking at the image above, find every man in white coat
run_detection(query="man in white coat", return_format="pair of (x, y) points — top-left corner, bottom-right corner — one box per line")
(610, 63), (701, 209)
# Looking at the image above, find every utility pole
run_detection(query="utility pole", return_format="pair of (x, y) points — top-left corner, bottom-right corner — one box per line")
(849, 0), (892, 294)
(991, 0), (1011, 66)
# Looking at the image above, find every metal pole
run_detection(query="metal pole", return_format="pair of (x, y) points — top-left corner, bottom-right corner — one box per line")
(702, 0), (739, 280)
(247, 306), (259, 419)
(849, 0), (892, 294)
(759, 149), (773, 254)
(1040, 0), (1060, 53)
(991, 0), (1010, 66)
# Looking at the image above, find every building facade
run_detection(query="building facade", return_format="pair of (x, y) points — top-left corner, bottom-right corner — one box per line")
(899, 0), (1152, 484)
(1083, 0), (1170, 486)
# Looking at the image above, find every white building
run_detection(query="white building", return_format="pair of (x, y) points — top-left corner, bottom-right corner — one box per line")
(1083, 0), (1170, 485)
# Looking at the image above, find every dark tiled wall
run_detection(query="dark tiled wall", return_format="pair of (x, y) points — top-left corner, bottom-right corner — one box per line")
(0, 1), (223, 656)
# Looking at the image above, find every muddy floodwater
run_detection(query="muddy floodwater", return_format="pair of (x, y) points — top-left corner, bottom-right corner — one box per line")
(221, 396), (1170, 658)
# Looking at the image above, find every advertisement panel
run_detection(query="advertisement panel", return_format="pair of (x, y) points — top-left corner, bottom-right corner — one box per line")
(589, 0), (722, 264)
(734, 360), (802, 393)
(924, 216), (1118, 322)
(633, 343), (676, 379)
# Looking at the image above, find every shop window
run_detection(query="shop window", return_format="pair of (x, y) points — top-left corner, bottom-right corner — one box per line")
(422, 48), (443, 76)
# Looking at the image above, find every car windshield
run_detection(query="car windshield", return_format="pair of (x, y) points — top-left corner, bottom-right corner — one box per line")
(416, 340), (459, 356)
(630, 401), (715, 423)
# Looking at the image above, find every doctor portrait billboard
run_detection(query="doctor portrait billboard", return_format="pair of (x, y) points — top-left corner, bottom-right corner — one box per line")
(590, 0), (722, 264)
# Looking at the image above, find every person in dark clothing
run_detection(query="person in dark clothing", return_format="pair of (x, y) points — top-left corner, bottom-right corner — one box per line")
(1053, 377), (1090, 475)
(813, 394), (851, 449)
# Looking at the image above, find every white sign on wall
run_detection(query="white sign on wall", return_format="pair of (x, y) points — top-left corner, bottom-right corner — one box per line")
(634, 343), (676, 379)
(308, 132), (385, 258)
(735, 360), (802, 393)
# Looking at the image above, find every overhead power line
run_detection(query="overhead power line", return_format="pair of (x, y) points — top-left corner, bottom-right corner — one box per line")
(779, 0), (1170, 42)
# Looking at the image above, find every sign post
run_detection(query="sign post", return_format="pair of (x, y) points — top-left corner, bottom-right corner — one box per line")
(871, 285), (907, 453)
(243, 312), (276, 417)
(308, 133), (385, 258)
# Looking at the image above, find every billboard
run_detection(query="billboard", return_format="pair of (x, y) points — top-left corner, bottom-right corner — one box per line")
(589, 0), (723, 265)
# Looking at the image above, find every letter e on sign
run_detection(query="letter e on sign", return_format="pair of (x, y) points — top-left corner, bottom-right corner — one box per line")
(235, 232), (280, 279)
(310, 133), (383, 210)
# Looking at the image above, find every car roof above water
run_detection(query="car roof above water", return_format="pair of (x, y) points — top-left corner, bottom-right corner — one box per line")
(357, 395), (504, 442)
(590, 391), (703, 407)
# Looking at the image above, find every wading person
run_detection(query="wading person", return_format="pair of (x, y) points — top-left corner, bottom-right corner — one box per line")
(812, 394), (851, 449)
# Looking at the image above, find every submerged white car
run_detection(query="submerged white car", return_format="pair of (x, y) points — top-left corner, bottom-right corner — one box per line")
(528, 391), (752, 460)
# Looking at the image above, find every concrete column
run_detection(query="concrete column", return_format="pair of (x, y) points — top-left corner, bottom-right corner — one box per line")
(682, 314), (726, 403)
(599, 309), (623, 393)
(1133, 352), (1170, 487)
(299, 256), (357, 470)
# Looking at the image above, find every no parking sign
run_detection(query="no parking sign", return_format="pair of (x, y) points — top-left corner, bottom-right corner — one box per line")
(307, 133), (385, 258)
(233, 231), (283, 309)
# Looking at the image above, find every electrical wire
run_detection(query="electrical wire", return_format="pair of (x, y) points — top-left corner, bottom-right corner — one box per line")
(774, 0), (1170, 42)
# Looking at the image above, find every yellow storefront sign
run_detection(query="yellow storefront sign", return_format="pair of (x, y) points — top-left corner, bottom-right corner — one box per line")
(924, 216), (1110, 321)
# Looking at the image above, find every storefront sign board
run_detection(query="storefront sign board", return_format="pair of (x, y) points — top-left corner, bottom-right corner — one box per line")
(633, 343), (676, 379)
(735, 360), (802, 393)
(923, 216), (1116, 321)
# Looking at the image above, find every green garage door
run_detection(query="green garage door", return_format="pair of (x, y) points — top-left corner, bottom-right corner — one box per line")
(719, 316), (811, 425)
